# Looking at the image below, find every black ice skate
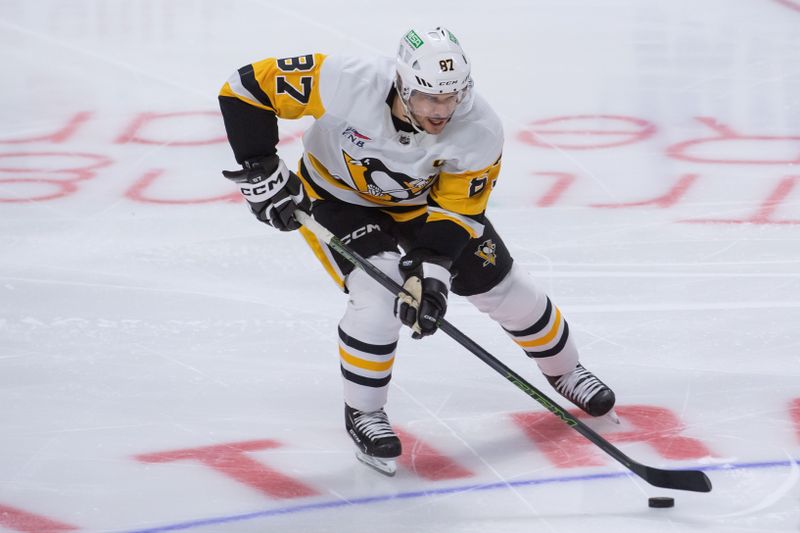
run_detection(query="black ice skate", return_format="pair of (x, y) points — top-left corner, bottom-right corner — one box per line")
(345, 404), (402, 476)
(546, 364), (618, 421)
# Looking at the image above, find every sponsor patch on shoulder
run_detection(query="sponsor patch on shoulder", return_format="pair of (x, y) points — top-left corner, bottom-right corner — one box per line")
(342, 126), (372, 148)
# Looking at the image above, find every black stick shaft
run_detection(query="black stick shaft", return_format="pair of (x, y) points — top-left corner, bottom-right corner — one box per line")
(295, 211), (712, 493)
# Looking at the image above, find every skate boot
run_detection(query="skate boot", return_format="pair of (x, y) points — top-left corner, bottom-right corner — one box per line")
(345, 404), (402, 476)
(546, 363), (617, 419)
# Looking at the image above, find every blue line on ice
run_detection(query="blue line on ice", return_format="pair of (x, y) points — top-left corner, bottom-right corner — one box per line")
(121, 458), (799, 533)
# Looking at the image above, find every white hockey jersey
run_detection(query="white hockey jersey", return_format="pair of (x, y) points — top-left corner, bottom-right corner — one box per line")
(220, 53), (503, 242)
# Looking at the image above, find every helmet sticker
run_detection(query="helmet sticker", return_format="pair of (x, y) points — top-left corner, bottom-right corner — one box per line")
(446, 29), (459, 45)
(404, 30), (424, 50)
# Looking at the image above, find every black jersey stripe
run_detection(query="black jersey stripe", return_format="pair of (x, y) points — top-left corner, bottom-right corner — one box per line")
(380, 203), (430, 214)
(341, 366), (392, 388)
(504, 297), (553, 337)
(237, 64), (274, 109)
(524, 321), (570, 359)
(338, 327), (396, 356)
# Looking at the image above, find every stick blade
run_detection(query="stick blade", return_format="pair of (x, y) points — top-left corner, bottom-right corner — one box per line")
(641, 466), (712, 492)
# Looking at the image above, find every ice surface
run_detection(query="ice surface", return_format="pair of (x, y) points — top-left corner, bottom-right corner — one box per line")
(1, 0), (799, 531)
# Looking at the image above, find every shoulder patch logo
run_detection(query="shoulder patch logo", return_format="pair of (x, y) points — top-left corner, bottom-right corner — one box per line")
(342, 126), (372, 148)
(475, 239), (497, 267)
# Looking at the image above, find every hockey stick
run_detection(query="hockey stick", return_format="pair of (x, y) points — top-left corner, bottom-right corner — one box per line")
(295, 210), (712, 493)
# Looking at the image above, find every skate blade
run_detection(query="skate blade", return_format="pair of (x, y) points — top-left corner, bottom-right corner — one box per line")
(355, 450), (397, 476)
(603, 409), (621, 425)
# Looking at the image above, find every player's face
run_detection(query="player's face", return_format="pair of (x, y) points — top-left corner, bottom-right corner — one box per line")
(407, 90), (462, 134)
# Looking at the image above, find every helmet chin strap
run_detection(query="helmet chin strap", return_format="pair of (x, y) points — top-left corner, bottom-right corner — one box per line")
(393, 76), (427, 134)
(397, 91), (425, 134)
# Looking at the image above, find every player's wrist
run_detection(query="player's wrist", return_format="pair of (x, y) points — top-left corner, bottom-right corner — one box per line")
(420, 262), (451, 291)
(399, 249), (452, 280)
(242, 154), (280, 174)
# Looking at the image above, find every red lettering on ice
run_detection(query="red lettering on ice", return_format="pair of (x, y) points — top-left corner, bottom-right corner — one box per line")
(517, 115), (656, 150)
(791, 398), (800, 443)
(395, 428), (473, 480)
(0, 151), (111, 202)
(591, 173), (699, 209)
(512, 405), (713, 468)
(124, 168), (241, 205)
(0, 112), (92, 145)
(135, 440), (318, 499)
(532, 171), (577, 207)
(115, 111), (227, 146)
(683, 176), (800, 225)
(0, 504), (77, 533)
(667, 117), (800, 165)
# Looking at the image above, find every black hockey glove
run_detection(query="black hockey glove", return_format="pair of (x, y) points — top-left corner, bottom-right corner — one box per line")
(394, 249), (452, 339)
(223, 155), (310, 231)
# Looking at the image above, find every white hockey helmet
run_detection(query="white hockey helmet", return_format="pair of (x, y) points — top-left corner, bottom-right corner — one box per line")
(395, 27), (473, 128)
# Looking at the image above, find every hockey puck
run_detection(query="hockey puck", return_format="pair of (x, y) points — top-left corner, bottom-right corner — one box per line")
(648, 497), (675, 508)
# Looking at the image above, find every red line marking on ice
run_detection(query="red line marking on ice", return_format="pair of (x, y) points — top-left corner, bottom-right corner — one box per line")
(791, 398), (800, 442)
(135, 440), (318, 499)
(395, 428), (473, 480)
(0, 504), (78, 533)
(277, 130), (306, 146)
(773, 0), (800, 12)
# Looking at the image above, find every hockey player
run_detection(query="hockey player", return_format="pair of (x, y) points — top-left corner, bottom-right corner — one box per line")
(219, 27), (616, 475)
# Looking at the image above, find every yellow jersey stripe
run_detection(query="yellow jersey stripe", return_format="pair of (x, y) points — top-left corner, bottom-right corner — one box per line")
(515, 307), (564, 348)
(299, 226), (345, 290)
(339, 346), (395, 372)
(295, 168), (324, 201)
(219, 81), (275, 113)
(426, 211), (478, 238)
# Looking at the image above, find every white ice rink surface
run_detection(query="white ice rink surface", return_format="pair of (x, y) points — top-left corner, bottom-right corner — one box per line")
(2, 1), (800, 531)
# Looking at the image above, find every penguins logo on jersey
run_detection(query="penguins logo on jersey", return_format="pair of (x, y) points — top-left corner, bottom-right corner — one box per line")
(475, 239), (497, 267)
(342, 150), (435, 202)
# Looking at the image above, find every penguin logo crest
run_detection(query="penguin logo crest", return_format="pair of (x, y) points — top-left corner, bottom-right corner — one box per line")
(475, 239), (496, 267)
